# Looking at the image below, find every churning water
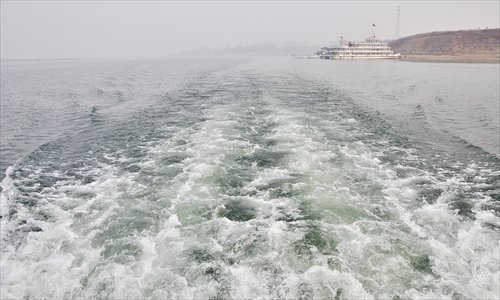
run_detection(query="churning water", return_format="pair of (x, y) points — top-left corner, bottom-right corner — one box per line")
(1, 58), (499, 299)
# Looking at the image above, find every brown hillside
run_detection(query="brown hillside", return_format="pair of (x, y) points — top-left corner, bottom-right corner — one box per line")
(389, 28), (499, 62)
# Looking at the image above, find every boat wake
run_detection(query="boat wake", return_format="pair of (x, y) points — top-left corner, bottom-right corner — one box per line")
(1, 61), (499, 299)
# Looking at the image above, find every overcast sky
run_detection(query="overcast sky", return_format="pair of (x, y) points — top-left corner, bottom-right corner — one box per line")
(1, 1), (499, 60)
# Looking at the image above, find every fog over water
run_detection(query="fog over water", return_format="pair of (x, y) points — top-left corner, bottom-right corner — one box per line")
(1, 1), (499, 60)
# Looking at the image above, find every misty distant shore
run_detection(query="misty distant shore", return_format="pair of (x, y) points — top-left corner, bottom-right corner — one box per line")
(390, 28), (500, 63)
(398, 54), (499, 63)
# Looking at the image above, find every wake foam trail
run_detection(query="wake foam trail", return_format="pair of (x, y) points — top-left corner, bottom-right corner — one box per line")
(1, 65), (498, 299)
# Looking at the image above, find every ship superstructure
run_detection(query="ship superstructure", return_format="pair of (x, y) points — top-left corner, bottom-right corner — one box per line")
(317, 30), (400, 60)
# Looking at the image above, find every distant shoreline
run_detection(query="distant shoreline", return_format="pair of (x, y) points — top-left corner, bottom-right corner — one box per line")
(389, 28), (500, 64)
(399, 54), (500, 64)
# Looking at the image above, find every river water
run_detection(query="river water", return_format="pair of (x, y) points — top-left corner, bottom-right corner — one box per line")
(1, 58), (499, 299)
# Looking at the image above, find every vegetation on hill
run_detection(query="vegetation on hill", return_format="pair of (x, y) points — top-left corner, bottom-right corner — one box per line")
(389, 28), (499, 63)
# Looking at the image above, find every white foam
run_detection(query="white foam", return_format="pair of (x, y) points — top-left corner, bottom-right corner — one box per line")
(2, 61), (499, 299)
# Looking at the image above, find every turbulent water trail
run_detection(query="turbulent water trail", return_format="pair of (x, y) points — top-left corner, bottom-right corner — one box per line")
(1, 64), (499, 299)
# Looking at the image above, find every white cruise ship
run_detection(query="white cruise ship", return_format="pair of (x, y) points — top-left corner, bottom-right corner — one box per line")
(317, 33), (400, 60)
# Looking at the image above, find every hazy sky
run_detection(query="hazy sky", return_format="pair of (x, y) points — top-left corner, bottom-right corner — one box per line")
(1, 1), (499, 60)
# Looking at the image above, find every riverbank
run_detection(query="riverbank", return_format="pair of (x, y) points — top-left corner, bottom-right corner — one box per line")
(400, 54), (499, 63)
(390, 28), (500, 64)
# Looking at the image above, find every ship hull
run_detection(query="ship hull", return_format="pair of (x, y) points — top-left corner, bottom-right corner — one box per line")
(319, 54), (400, 60)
